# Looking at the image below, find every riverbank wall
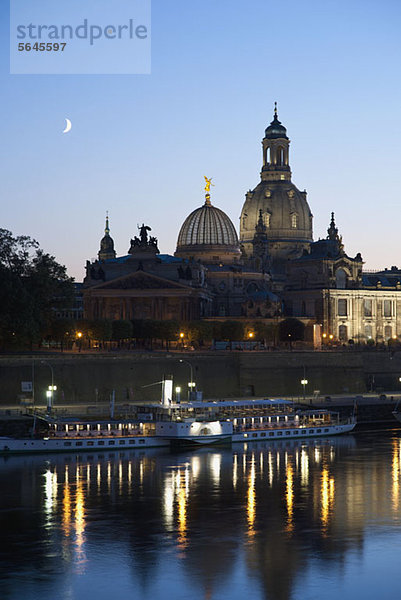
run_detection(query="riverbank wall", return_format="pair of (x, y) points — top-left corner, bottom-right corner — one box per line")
(1, 349), (401, 406)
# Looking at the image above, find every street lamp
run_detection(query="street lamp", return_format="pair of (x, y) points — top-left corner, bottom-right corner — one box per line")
(179, 359), (194, 400)
(175, 386), (181, 403)
(188, 381), (196, 401)
(41, 360), (54, 413)
(301, 378), (308, 402)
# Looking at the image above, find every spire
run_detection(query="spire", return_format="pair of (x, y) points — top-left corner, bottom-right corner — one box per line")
(327, 212), (338, 241)
(98, 212), (116, 260)
(274, 101), (278, 118)
(255, 209), (267, 235)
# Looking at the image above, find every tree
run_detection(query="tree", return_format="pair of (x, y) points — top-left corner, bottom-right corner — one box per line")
(0, 229), (74, 348)
(87, 319), (113, 347)
(220, 320), (245, 341)
(112, 320), (133, 342)
(279, 318), (305, 343)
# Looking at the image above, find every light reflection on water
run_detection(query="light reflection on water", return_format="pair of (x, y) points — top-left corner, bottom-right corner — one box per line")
(2, 432), (401, 599)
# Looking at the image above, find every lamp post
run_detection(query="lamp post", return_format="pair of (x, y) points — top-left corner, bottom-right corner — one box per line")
(175, 386), (181, 403)
(41, 360), (54, 413)
(179, 359), (194, 400)
(301, 378), (308, 403)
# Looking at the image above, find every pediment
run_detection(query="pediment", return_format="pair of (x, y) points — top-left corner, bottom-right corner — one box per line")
(90, 270), (192, 291)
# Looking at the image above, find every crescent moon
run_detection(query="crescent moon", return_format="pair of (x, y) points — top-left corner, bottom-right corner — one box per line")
(63, 118), (72, 134)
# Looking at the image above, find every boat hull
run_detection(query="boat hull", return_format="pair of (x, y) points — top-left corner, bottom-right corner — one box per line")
(0, 435), (169, 454)
(232, 422), (355, 443)
(0, 421), (355, 454)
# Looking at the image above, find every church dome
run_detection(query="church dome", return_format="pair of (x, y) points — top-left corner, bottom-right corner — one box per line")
(240, 109), (313, 269)
(175, 196), (241, 265)
(264, 114), (288, 139)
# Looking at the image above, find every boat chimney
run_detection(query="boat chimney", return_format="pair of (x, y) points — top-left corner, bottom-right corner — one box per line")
(161, 374), (173, 407)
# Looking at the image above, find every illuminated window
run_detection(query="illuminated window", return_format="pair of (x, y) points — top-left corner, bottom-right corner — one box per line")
(291, 214), (298, 228)
(365, 325), (372, 339)
(265, 213), (270, 228)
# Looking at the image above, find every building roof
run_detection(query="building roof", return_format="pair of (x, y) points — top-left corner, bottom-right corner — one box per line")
(176, 198), (239, 249)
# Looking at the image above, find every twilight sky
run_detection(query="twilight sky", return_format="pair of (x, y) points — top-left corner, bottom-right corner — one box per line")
(1, 0), (401, 280)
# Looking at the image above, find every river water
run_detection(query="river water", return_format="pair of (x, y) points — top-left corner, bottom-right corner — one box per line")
(1, 430), (401, 600)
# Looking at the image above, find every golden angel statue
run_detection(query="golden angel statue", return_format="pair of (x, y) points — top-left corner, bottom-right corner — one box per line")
(204, 176), (214, 193)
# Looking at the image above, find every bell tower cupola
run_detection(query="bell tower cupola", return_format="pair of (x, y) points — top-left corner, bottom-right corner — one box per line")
(98, 212), (116, 261)
(261, 103), (291, 182)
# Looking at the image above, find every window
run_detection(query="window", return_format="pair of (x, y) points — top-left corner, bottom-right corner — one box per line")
(76, 442), (82, 447)
(365, 325), (372, 339)
(309, 429), (315, 434)
(108, 440), (115, 446)
(385, 325), (392, 340)
(364, 299), (372, 317)
(265, 213), (270, 228)
(324, 429), (329, 433)
(286, 431), (291, 436)
(87, 441), (94, 446)
(384, 300), (392, 317)
(64, 442), (72, 447)
(139, 439), (145, 444)
(98, 441), (104, 446)
(293, 431), (299, 435)
(291, 214), (298, 228)
(277, 432), (283, 436)
(119, 440), (126, 445)
(336, 269), (347, 289)
(269, 432), (274, 437)
(129, 440), (136, 444)
(277, 146), (285, 165)
(339, 325), (348, 341)
(301, 430), (306, 435)
(338, 299), (347, 316)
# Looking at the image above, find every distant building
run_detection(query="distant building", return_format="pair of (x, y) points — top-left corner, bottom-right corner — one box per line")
(82, 108), (399, 344)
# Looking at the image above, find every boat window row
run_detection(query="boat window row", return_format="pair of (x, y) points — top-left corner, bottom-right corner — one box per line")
(62, 439), (147, 447)
(243, 428), (331, 438)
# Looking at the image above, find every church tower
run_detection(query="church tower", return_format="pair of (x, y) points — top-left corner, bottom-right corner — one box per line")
(240, 105), (313, 279)
(98, 213), (116, 261)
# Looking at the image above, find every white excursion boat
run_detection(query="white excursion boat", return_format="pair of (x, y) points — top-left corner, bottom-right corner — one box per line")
(0, 397), (355, 455)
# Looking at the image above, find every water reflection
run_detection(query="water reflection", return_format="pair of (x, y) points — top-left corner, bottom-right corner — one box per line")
(4, 434), (401, 600)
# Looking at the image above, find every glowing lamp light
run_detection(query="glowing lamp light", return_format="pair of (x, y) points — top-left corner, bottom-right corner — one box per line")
(248, 332), (254, 339)
(179, 332), (184, 339)
(77, 332), (83, 338)
(322, 333), (327, 339)
(175, 386), (181, 393)
(329, 334), (334, 340)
